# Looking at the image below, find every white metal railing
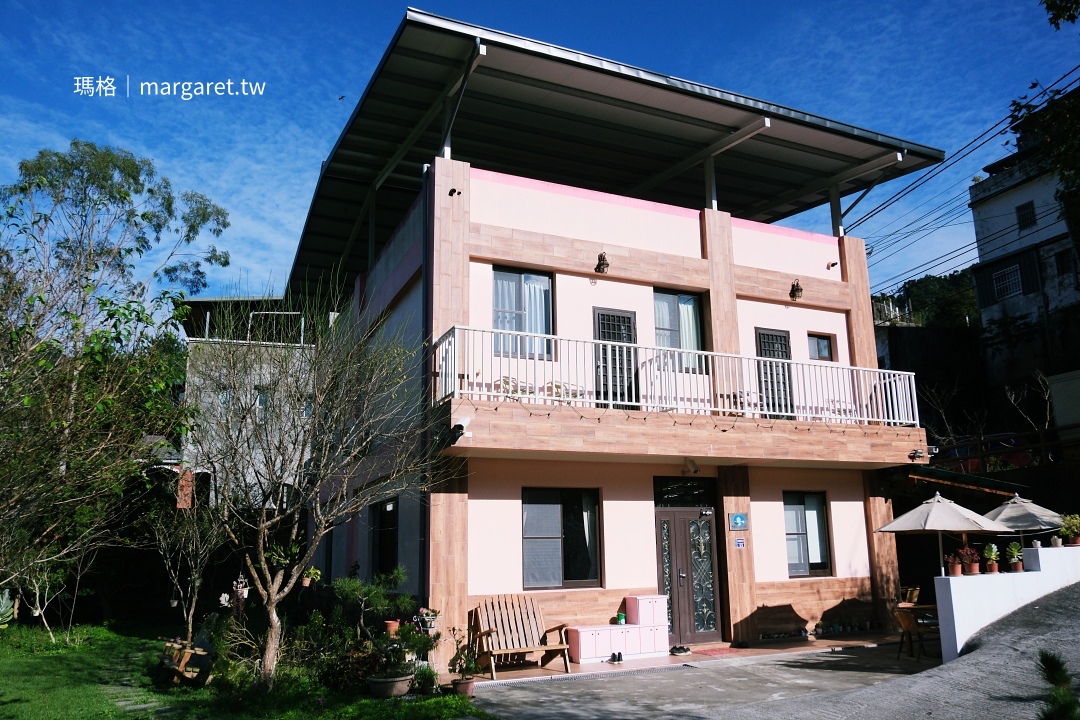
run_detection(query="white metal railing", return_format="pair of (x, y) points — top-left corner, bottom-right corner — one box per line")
(431, 326), (919, 426)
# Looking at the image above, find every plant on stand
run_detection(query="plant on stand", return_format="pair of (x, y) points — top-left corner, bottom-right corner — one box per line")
(1060, 515), (1080, 546)
(958, 546), (981, 575)
(1006, 541), (1024, 572)
(983, 543), (1000, 574)
(415, 607), (440, 632)
(448, 626), (482, 697)
(301, 566), (321, 588)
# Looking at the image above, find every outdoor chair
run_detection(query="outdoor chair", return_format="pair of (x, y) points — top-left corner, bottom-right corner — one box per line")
(894, 608), (939, 661)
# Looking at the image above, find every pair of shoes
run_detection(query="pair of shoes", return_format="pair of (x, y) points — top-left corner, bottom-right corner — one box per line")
(670, 645), (691, 656)
(608, 652), (623, 664)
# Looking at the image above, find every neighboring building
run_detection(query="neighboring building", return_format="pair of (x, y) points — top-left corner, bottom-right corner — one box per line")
(282, 10), (945, 659)
(969, 121), (1078, 385)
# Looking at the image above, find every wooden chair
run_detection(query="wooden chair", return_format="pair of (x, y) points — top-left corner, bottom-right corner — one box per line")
(894, 608), (938, 661)
(159, 618), (217, 686)
(471, 594), (571, 680)
(898, 585), (920, 605)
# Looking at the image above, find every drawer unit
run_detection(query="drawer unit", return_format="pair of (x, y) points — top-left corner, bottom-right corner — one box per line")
(568, 624), (669, 662)
(625, 595), (668, 626)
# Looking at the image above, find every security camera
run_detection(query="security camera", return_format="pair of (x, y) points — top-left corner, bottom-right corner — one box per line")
(682, 458), (700, 475)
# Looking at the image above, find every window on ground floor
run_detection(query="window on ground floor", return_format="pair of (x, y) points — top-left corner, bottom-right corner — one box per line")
(371, 498), (399, 577)
(783, 491), (831, 577)
(522, 488), (600, 589)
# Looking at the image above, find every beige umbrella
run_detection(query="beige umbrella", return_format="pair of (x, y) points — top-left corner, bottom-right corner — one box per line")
(877, 492), (1012, 576)
(984, 493), (1063, 532)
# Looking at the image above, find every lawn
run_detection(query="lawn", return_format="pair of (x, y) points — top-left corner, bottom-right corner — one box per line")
(0, 625), (496, 720)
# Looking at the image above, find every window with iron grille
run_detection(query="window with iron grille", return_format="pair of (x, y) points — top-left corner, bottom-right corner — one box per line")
(993, 265), (1022, 300)
(1016, 201), (1037, 230)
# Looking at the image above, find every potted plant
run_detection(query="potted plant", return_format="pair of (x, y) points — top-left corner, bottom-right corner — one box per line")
(415, 607), (439, 632)
(411, 663), (440, 696)
(944, 552), (963, 577)
(448, 626), (482, 697)
(366, 623), (440, 698)
(301, 566), (321, 588)
(1051, 534), (1064, 548)
(958, 546), (981, 575)
(1006, 541), (1024, 572)
(983, 543), (1000, 574)
(1060, 515), (1080, 546)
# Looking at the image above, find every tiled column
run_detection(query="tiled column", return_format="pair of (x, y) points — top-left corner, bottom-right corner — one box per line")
(701, 209), (740, 354)
(863, 471), (899, 628)
(838, 234), (877, 368)
(718, 466), (757, 644)
(427, 156), (472, 669)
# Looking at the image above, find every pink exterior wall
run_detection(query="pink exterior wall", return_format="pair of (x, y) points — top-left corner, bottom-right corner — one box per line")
(748, 468), (871, 583)
(735, 299), (851, 363)
(731, 219), (840, 281)
(467, 458), (668, 596)
(470, 169), (702, 258)
(469, 261), (658, 345)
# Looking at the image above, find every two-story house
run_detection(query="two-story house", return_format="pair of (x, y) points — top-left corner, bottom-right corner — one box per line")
(288, 10), (943, 661)
(969, 103), (1078, 386)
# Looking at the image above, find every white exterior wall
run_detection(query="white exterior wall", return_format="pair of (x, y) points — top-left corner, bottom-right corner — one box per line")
(972, 173), (1067, 263)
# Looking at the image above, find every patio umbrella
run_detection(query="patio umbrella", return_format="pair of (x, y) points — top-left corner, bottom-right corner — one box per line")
(876, 492), (1012, 576)
(984, 493), (1063, 532)
(984, 493), (1062, 547)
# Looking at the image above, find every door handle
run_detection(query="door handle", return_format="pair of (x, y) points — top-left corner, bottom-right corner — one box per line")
(678, 570), (686, 587)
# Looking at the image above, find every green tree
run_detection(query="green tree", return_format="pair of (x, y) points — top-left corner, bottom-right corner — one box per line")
(0, 140), (229, 621)
(881, 269), (979, 328)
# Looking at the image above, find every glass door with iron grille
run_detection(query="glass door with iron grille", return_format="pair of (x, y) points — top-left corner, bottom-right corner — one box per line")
(756, 328), (793, 418)
(594, 308), (638, 409)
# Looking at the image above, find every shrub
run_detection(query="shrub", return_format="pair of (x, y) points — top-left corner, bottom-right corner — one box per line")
(1060, 515), (1080, 539)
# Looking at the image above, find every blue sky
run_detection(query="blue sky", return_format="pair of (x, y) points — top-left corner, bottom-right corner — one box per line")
(1, 0), (1077, 298)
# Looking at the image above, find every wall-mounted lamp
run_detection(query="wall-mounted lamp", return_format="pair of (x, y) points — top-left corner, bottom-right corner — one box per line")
(826, 261), (839, 270)
(789, 279), (803, 302)
(908, 448), (925, 461)
(595, 252), (609, 274)
(448, 188), (460, 197)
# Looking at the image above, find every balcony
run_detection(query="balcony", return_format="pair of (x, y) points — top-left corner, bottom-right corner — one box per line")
(432, 327), (919, 427)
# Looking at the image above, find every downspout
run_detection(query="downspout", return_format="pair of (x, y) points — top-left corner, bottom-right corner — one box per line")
(420, 162), (433, 603)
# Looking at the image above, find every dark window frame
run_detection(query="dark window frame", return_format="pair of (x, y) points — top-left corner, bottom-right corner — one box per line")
(1016, 200), (1037, 231)
(371, 497), (399, 578)
(654, 290), (705, 372)
(783, 491), (832, 578)
(522, 488), (602, 590)
(492, 267), (554, 359)
(807, 333), (835, 362)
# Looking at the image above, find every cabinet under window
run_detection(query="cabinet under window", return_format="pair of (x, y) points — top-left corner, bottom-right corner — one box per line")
(522, 488), (600, 589)
(783, 491), (831, 577)
(493, 268), (552, 356)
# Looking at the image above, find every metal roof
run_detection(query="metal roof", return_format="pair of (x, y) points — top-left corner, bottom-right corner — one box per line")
(288, 8), (945, 295)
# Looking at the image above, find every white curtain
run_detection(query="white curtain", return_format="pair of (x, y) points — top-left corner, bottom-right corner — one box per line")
(581, 492), (598, 580)
(523, 273), (551, 355)
(678, 295), (700, 352)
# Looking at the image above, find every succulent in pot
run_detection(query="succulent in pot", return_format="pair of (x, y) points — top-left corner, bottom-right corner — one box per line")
(958, 546), (981, 575)
(983, 543), (1000, 573)
(1005, 541), (1024, 571)
(944, 552), (963, 576)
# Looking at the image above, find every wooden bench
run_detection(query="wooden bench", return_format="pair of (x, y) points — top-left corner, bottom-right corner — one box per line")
(471, 594), (571, 680)
(159, 623), (216, 686)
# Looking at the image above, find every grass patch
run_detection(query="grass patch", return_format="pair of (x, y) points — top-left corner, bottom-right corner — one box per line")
(0, 624), (497, 719)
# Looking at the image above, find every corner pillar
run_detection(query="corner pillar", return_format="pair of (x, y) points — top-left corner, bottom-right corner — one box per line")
(718, 466), (757, 644)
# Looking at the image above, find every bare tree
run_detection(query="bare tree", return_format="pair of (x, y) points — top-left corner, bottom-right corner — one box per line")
(184, 296), (438, 686)
(150, 471), (228, 643)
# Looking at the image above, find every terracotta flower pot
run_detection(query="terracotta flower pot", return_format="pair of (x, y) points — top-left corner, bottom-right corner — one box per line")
(947, 563), (963, 577)
(962, 562), (980, 576)
(367, 674), (413, 698)
(1068, 536), (1080, 546)
(985, 561), (999, 574)
(384, 619), (400, 636)
(301, 577), (311, 587)
(1009, 560), (1024, 572)
(452, 678), (476, 697)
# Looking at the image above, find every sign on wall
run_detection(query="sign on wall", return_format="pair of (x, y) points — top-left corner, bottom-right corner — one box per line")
(728, 512), (749, 531)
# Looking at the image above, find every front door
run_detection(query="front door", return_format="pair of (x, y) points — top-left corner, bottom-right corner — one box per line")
(655, 509), (724, 646)
(594, 308), (638, 409)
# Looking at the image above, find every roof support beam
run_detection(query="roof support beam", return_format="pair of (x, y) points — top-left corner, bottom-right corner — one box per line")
(337, 39), (486, 271)
(745, 151), (904, 221)
(631, 117), (771, 195)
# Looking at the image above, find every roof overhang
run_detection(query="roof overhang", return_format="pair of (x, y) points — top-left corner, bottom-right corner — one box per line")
(288, 8), (945, 295)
